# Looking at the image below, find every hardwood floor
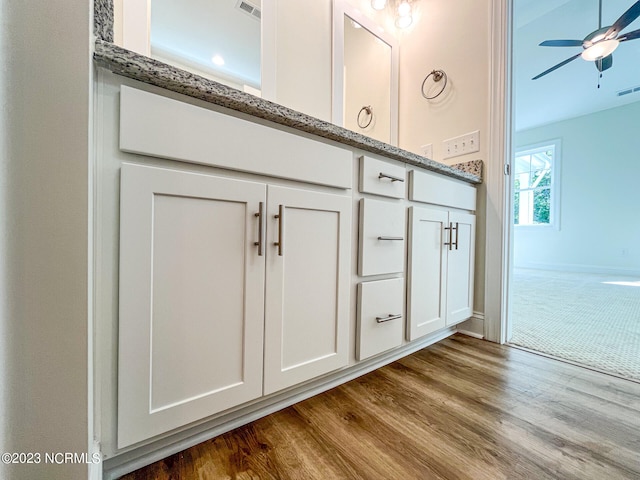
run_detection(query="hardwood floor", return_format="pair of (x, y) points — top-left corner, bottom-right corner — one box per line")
(121, 335), (640, 479)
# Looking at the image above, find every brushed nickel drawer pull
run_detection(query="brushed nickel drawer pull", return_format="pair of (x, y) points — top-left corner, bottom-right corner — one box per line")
(376, 314), (403, 323)
(377, 236), (404, 241)
(378, 172), (405, 182)
(274, 204), (284, 256)
(253, 201), (264, 256)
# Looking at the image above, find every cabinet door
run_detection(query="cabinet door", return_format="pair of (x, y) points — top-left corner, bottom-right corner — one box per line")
(264, 186), (351, 395)
(446, 211), (476, 326)
(118, 164), (266, 448)
(407, 206), (448, 340)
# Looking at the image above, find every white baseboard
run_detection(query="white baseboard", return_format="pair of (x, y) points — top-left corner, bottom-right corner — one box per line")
(456, 312), (485, 339)
(514, 262), (640, 277)
(103, 327), (456, 480)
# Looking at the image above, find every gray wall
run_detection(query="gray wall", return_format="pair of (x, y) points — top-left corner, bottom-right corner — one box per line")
(1, 0), (91, 478)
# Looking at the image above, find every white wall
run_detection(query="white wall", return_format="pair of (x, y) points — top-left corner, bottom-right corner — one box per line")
(269, 0), (333, 121)
(0, 0), (91, 479)
(398, 0), (492, 320)
(514, 101), (640, 275)
(397, 0), (490, 165)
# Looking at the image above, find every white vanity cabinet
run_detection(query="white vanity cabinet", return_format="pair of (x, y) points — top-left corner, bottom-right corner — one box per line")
(263, 186), (351, 395)
(407, 170), (476, 341)
(114, 86), (353, 448)
(355, 155), (406, 360)
(117, 165), (352, 447)
(100, 82), (480, 466)
(117, 164), (267, 448)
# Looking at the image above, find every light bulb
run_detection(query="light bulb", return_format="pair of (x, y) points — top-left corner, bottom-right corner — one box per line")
(371, 0), (387, 10)
(580, 39), (619, 61)
(397, 1), (411, 17)
(395, 14), (413, 28)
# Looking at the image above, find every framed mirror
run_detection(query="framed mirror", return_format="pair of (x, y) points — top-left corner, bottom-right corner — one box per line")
(332, 1), (399, 145)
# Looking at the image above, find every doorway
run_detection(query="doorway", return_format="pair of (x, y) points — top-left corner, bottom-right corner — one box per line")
(506, 0), (640, 381)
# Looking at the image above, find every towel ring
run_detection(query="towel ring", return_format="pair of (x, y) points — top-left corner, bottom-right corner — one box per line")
(421, 69), (448, 100)
(357, 105), (373, 129)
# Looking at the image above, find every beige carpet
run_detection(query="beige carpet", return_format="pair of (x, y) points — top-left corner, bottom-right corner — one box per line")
(509, 268), (640, 381)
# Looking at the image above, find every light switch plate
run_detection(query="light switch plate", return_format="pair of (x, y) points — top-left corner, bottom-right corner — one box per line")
(420, 143), (433, 158)
(442, 130), (480, 160)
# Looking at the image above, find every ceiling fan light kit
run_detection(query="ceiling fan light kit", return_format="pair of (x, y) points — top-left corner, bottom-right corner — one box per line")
(533, 0), (640, 80)
(581, 39), (620, 61)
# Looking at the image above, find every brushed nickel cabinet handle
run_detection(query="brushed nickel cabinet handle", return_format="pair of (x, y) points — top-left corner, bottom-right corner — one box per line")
(253, 202), (264, 256)
(444, 223), (453, 251)
(376, 314), (403, 323)
(454, 222), (459, 250)
(377, 236), (404, 241)
(378, 172), (405, 182)
(274, 204), (284, 256)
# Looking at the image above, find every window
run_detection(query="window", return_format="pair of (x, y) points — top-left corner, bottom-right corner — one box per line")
(513, 141), (559, 227)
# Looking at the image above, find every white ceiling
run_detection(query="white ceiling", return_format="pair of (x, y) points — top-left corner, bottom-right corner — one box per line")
(514, 0), (640, 131)
(150, 0), (261, 87)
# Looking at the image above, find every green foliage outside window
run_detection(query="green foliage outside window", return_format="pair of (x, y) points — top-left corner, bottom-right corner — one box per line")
(532, 172), (551, 224)
(513, 147), (554, 226)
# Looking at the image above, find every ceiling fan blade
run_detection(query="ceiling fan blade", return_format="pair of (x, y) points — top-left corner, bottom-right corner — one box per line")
(539, 39), (584, 47)
(605, 0), (640, 37)
(596, 54), (613, 72)
(619, 28), (640, 41)
(532, 53), (582, 80)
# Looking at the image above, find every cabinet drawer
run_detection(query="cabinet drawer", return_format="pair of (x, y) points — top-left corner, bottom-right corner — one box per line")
(357, 278), (404, 360)
(409, 169), (476, 210)
(119, 86), (352, 189)
(359, 156), (406, 198)
(358, 198), (405, 276)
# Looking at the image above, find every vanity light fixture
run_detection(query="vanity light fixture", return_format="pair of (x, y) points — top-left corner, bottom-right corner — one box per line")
(395, 0), (413, 28)
(395, 13), (413, 28)
(397, 1), (411, 17)
(211, 54), (225, 66)
(372, 0), (415, 29)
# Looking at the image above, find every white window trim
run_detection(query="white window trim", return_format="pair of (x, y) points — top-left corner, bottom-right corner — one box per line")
(513, 138), (561, 230)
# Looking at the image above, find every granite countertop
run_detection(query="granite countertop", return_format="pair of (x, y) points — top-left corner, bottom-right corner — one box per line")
(92, 2), (481, 184)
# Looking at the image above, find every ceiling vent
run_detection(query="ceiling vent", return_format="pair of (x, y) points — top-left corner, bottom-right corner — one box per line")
(236, 0), (261, 20)
(616, 85), (640, 97)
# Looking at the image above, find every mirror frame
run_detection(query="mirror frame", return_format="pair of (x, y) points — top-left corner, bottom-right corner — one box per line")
(332, 0), (399, 145)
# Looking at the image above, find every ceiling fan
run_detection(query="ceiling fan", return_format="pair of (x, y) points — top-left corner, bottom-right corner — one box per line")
(532, 0), (640, 80)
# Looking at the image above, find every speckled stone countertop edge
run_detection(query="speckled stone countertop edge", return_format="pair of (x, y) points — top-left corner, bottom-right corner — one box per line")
(93, 39), (482, 185)
(449, 159), (483, 179)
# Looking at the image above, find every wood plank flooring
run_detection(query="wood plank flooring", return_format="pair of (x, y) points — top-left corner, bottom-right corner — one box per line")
(121, 334), (640, 479)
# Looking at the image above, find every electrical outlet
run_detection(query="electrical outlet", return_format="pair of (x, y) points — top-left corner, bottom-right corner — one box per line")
(442, 130), (480, 160)
(421, 143), (433, 158)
